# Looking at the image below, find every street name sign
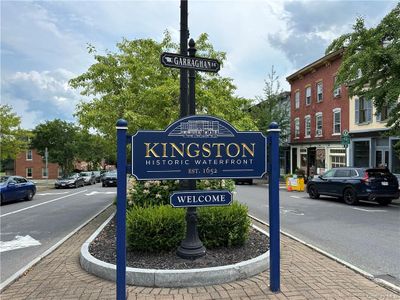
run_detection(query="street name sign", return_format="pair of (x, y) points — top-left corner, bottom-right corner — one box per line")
(160, 52), (220, 73)
(170, 190), (232, 208)
(131, 115), (267, 180)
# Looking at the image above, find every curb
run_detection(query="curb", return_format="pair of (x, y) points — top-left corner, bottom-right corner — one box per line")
(248, 214), (400, 295)
(80, 213), (270, 287)
(0, 202), (113, 292)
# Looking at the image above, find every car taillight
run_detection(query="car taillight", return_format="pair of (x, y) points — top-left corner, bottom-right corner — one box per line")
(362, 172), (370, 184)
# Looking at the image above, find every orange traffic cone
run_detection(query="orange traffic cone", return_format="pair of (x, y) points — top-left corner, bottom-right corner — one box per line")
(287, 185), (292, 192)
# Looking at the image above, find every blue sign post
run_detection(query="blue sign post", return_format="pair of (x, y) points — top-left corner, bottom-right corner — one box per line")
(268, 122), (281, 292)
(116, 119), (128, 300)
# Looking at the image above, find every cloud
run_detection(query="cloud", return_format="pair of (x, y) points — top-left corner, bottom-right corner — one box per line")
(268, 0), (398, 68)
(1, 69), (84, 129)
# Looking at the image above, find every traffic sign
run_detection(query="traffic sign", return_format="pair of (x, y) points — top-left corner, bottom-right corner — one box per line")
(341, 135), (350, 146)
(342, 129), (349, 136)
(160, 52), (220, 73)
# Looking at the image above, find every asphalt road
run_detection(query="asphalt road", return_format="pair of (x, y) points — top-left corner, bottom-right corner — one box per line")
(0, 183), (115, 289)
(236, 183), (400, 287)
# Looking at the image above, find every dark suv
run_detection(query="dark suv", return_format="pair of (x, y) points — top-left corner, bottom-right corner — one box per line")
(306, 167), (399, 205)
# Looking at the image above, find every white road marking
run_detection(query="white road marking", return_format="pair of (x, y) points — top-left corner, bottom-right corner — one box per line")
(280, 208), (305, 216)
(0, 190), (88, 218)
(0, 235), (41, 253)
(85, 191), (117, 196)
(290, 195), (301, 199)
(352, 207), (387, 212)
(36, 192), (69, 196)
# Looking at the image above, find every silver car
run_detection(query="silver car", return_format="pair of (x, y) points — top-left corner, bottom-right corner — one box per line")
(80, 171), (96, 185)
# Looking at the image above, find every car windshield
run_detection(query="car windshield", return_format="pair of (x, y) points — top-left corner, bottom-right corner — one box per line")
(0, 176), (10, 183)
(106, 172), (117, 176)
(80, 172), (91, 176)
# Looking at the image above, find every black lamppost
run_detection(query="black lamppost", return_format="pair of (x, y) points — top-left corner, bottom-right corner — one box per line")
(176, 38), (206, 259)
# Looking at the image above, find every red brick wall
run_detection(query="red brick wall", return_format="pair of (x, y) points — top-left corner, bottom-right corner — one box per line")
(14, 149), (60, 179)
(289, 57), (349, 144)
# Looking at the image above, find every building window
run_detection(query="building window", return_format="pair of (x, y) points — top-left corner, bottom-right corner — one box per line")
(26, 168), (33, 178)
(355, 97), (372, 124)
(294, 118), (300, 138)
(295, 90), (300, 109)
(304, 115), (311, 137)
(26, 150), (33, 161)
(376, 105), (389, 122)
(42, 168), (48, 178)
(333, 108), (341, 134)
(353, 141), (370, 167)
(305, 86), (311, 105)
(316, 81), (323, 102)
(315, 113), (323, 136)
(333, 76), (341, 98)
(330, 149), (346, 168)
(391, 139), (400, 174)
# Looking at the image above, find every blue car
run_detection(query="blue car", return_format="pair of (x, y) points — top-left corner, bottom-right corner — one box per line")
(307, 167), (399, 206)
(0, 176), (37, 204)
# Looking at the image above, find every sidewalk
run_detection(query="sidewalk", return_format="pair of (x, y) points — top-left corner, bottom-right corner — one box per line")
(1, 206), (399, 300)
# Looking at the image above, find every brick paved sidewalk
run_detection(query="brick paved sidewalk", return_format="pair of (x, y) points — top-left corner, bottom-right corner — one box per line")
(1, 206), (399, 300)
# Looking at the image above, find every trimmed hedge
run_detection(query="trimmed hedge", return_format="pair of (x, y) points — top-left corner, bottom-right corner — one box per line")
(198, 201), (251, 248)
(126, 201), (250, 252)
(126, 205), (186, 252)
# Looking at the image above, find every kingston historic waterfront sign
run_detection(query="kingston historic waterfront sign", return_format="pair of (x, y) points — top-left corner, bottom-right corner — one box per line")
(170, 190), (232, 208)
(161, 52), (220, 73)
(131, 115), (267, 180)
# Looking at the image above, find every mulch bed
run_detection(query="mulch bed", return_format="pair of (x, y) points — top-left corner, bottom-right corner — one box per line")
(90, 215), (269, 269)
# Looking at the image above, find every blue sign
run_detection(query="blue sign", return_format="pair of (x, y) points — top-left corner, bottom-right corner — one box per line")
(131, 115), (267, 180)
(170, 190), (232, 208)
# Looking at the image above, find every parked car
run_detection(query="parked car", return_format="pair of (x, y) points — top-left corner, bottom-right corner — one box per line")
(80, 171), (96, 185)
(92, 171), (102, 183)
(306, 167), (399, 205)
(234, 178), (253, 185)
(55, 173), (85, 189)
(102, 171), (117, 187)
(0, 176), (36, 204)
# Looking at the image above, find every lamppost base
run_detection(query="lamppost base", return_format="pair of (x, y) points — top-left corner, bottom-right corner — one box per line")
(176, 244), (206, 260)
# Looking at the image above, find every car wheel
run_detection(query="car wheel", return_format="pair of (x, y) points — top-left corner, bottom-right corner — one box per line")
(343, 188), (358, 205)
(1, 194), (4, 205)
(377, 199), (392, 206)
(308, 185), (320, 199)
(25, 190), (34, 201)
(81, 181), (85, 188)
(102, 182), (106, 187)
(74, 182), (78, 188)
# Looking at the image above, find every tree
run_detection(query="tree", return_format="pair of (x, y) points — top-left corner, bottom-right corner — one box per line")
(75, 130), (113, 170)
(31, 119), (80, 175)
(69, 32), (256, 145)
(326, 4), (400, 145)
(0, 104), (31, 160)
(250, 66), (290, 144)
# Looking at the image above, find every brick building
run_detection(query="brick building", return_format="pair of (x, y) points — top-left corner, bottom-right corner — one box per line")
(286, 49), (349, 177)
(14, 149), (60, 180)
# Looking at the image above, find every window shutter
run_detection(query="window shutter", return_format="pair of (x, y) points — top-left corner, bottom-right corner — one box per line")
(366, 99), (372, 122)
(355, 98), (359, 124)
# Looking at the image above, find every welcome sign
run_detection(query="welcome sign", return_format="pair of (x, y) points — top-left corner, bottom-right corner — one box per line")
(131, 115), (267, 180)
(170, 190), (232, 208)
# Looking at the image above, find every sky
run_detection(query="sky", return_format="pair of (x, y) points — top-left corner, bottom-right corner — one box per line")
(1, 0), (397, 129)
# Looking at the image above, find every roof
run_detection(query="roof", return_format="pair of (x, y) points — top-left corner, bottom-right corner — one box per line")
(286, 49), (345, 83)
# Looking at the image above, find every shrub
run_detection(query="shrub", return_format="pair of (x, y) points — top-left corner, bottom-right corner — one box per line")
(126, 205), (186, 252)
(198, 201), (251, 248)
(127, 178), (235, 209)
